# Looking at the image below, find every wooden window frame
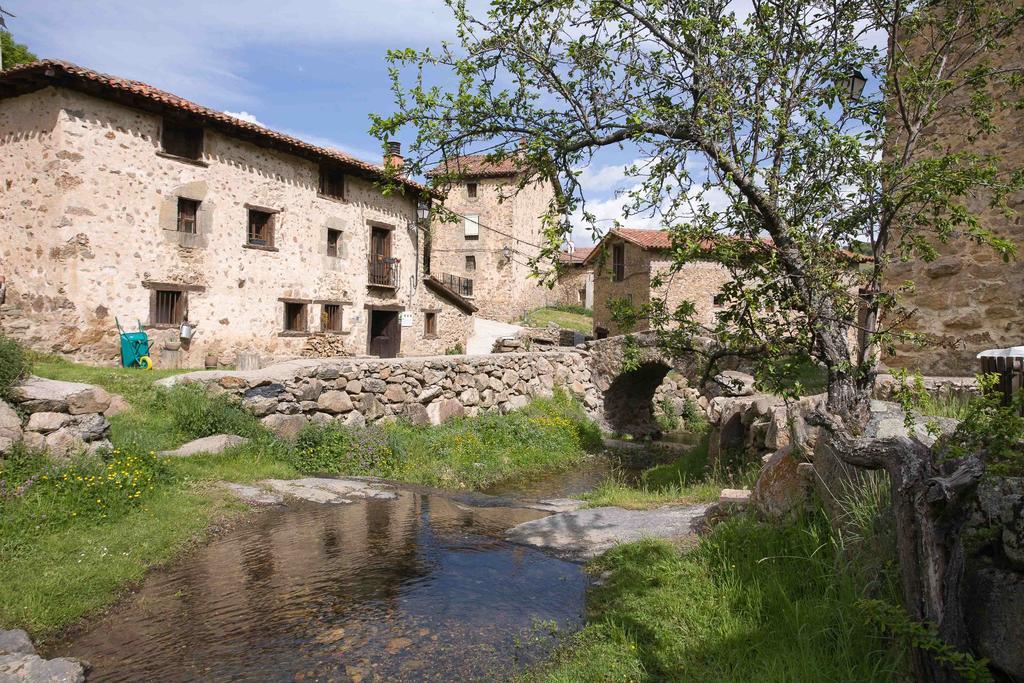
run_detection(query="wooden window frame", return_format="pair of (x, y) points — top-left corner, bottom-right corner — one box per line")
(464, 213), (480, 240)
(423, 310), (438, 338)
(319, 165), (345, 200)
(160, 119), (204, 161)
(150, 289), (187, 328)
(282, 301), (308, 334)
(322, 303), (344, 333)
(466, 182), (478, 199)
(465, 254), (476, 271)
(326, 228), (342, 258)
(612, 243), (625, 282)
(177, 197), (200, 234)
(247, 208), (275, 248)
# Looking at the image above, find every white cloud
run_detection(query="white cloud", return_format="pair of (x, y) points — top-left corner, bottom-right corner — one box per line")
(224, 110), (264, 126)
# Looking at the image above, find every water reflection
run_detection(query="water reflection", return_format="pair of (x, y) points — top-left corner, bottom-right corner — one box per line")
(56, 491), (586, 682)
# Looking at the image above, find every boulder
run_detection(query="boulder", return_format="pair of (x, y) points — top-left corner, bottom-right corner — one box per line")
(243, 383), (286, 400)
(290, 378), (323, 402)
(344, 380), (362, 394)
(242, 395), (279, 417)
(0, 654), (87, 683)
(44, 428), (88, 459)
(0, 629), (34, 656)
(344, 411), (367, 428)
(416, 386), (442, 403)
(362, 378), (387, 394)
(507, 394), (530, 411)
(383, 384), (407, 403)
(460, 388), (480, 406)
(719, 488), (752, 509)
(403, 403), (431, 426)
(317, 390), (354, 414)
(103, 394), (131, 418)
(261, 414), (307, 440)
(12, 376), (111, 414)
(710, 370), (756, 397)
(159, 434), (250, 457)
(752, 446), (813, 521)
(30, 411), (73, 435)
(0, 400), (24, 453)
(427, 398), (464, 425)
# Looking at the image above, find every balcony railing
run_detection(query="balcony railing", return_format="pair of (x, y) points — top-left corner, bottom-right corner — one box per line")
(368, 256), (400, 288)
(439, 272), (474, 297)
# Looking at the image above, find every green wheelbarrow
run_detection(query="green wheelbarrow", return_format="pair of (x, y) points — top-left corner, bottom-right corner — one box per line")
(115, 318), (154, 369)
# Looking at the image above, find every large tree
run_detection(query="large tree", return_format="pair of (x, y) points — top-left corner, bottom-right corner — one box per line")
(1, 31), (37, 69)
(373, 1), (1024, 679)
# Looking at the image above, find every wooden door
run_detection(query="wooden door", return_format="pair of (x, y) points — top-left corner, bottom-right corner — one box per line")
(369, 309), (401, 358)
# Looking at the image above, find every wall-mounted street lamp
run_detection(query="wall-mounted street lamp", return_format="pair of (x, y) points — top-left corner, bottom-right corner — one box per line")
(844, 67), (867, 102)
(416, 201), (430, 224)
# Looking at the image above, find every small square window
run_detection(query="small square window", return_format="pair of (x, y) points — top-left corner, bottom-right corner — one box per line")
(467, 182), (478, 198)
(464, 214), (480, 240)
(320, 166), (345, 199)
(177, 198), (199, 234)
(151, 289), (186, 326)
(161, 119), (203, 160)
(424, 311), (437, 336)
(284, 302), (307, 332)
(248, 209), (275, 247)
(465, 255), (476, 271)
(327, 229), (342, 257)
(322, 303), (343, 332)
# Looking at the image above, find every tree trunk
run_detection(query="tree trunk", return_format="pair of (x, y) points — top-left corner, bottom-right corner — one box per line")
(810, 415), (985, 682)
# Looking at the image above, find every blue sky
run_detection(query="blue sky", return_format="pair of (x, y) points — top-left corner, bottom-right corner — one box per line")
(9, 0), (659, 247)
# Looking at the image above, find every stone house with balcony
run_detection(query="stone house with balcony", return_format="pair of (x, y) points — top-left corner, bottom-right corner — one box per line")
(427, 154), (558, 322)
(0, 60), (475, 368)
(586, 228), (732, 337)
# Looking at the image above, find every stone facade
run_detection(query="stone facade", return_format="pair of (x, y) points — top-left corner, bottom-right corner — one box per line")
(883, 23), (1024, 375)
(0, 63), (473, 369)
(429, 164), (559, 322)
(552, 247), (594, 309)
(588, 230), (732, 336)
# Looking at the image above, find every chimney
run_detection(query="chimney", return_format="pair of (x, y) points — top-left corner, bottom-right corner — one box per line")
(384, 141), (404, 170)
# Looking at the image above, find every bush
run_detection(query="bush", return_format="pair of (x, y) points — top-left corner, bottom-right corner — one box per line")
(156, 384), (265, 441)
(290, 422), (398, 476)
(0, 335), (29, 401)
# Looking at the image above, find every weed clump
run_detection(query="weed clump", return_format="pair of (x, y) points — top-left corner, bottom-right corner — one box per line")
(0, 335), (29, 401)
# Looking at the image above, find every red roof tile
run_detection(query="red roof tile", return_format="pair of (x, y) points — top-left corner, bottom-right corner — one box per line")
(426, 154), (525, 178)
(611, 228), (673, 250)
(0, 60), (431, 196)
(558, 246), (595, 264)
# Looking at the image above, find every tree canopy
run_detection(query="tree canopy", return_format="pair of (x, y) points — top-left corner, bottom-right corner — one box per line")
(1, 32), (37, 69)
(372, 0), (1024, 421)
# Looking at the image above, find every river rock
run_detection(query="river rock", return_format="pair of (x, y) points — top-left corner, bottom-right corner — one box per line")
(0, 629), (34, 656)
(222, 482), (284, 506)
(0, 654), (87, 683)
(261, 477), (397, 504)
(159, 434), (250, 457)
(506, 504), (710, 561)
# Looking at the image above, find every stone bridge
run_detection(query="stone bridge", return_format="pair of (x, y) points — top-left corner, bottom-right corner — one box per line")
(161, 333), (714, 438)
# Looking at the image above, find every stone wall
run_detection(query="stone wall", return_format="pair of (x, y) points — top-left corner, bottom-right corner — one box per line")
(552, 265), (594, 309)
(0, 86), (470, 368)
(1, 377), (122, 458)
(430, 174), (557, 322)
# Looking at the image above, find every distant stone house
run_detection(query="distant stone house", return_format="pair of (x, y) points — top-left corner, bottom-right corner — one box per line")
(0, 60), (476, 368)
(586, 228), (732, 337)
(554, 246), (594, 309)
(427, 154), (558, 322)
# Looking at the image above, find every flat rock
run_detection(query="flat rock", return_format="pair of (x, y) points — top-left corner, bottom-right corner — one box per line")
(261, 477), (398, 504)
(261, 413), (307, 440)
(222, 482), (284, 506)
(25, 412), (71, 434)
(0, 629), (34, 656)
(159, 434), (250, 457)
(12, 376), (111, 415)
(524, 498), (584, 513)
(0, 653), (87, 683)
(506, 504), (710, 561)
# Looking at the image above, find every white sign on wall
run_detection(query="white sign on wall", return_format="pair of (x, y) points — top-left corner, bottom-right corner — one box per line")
(399, 311), (414, 327)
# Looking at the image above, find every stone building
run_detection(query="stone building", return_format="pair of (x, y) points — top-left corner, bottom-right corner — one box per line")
(427, 154), (558, 322)
(586, 228), (732, 337)
(883, 19), (1024, 376)
(0, 60), (475, 368)
(554, 246), (594, 309)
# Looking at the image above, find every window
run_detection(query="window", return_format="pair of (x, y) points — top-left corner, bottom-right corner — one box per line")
(161, 119), (203, 160)
(151, 289), (185, 326)
(177, 198), (199, 234)
(466, 182), (478, 198)
(248, 209), (274, 247)
(465, 255), (476, 271)
(424, 311), (437, 337)
(578, 288), (586, 304)
(464, 214), (480, 240)
(284, 302), (307, 332)
(322, 304), (343, 333)
(319, 166), (345, 199)
(612, 243), (625, 282)
(369, 226), (397, 287)
(326, 229), (342, 257)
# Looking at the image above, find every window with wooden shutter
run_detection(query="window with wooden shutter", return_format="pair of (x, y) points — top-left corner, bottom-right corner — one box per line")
(151, 289), (186, 326)
(424, 311), (437, 337)
(465, 255), (476, 271)
(248, 209), (274, 247)
(284, 302), (307, 332)
(464, 214), (480, 240)
(319, 166), (345, 199)
(161, 119), (203, 160)
(612, 243), (625, 282)
(326, 229), (342, 257)
(466, 182), (478, 198)
(177, 198), (199, 234)
(322, 304), (343, 332)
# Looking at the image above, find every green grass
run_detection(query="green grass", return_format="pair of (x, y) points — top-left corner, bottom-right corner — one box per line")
(523, 306), (594, 335)
(530, 513), (905, 682)
(582, 438), (757, 509)
(917, 392), (975, 421)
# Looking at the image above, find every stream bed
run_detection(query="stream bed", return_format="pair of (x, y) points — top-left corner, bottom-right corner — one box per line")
(52, 489), (588, 682)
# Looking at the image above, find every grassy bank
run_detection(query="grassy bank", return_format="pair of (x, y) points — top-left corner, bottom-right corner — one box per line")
(2, 353), (600, 638)
(531, 513), (904, 682)
(523, 305), (593, 334)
